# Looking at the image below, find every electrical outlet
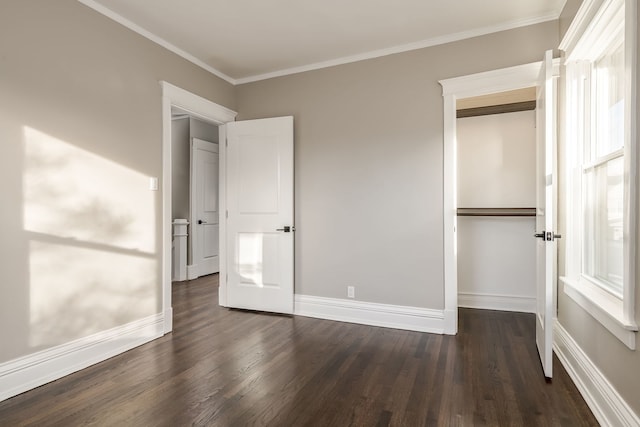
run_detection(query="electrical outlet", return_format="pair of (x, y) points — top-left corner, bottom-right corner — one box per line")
(347, 286), (355, 299)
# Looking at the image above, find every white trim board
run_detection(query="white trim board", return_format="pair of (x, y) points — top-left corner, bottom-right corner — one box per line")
(438, 61), (544, 335)
(161, 81), (237, 332)
(458, 292), (536, 313)
(77, 0), (560, 85)
(77, 0), (236, 85)
(554, 320), (640, 426)
(186, 264), (199, 280)
(0, 313), (164, 403)
(294, 295), (445, 334)
(235, 14), (559, 84)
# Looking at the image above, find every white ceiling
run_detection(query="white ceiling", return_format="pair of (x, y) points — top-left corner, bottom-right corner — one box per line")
(80, 0), (566, 84)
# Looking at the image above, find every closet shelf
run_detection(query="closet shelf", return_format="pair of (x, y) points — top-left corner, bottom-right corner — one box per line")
(457, 208), (536, 217)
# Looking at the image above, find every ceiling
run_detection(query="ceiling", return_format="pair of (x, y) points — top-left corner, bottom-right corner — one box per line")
(79, 0), (566, 85)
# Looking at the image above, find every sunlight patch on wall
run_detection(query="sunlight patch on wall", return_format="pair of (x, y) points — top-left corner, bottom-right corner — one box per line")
(23, 127), (155, 252)
(29, 241), (156, 347)
(23, 126), (157, 348)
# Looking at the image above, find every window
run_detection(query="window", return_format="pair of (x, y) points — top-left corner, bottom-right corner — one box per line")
(583, 40), (625, 297)
(561, 0), (637, 349)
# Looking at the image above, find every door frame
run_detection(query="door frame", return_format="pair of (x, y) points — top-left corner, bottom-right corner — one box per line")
(438, 62), (543, 335)
(161, 81), (237, 333)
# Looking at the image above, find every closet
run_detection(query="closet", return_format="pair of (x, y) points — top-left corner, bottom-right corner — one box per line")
(456, 88), (537, 313)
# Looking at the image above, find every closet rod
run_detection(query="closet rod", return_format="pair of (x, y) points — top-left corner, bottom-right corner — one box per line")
(457, 208), (536, 217)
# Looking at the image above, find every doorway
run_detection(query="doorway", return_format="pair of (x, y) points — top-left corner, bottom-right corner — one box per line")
(170, 113), (220, 280)
(439, 62), (543, 335)
(455, 88), (537, 314)
(161, 81), (237, 334)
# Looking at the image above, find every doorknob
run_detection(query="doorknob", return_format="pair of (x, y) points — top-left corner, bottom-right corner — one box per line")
(198, 220), (207, 225)
(534, 231), (562, 241)
(276, 226), (294, 232)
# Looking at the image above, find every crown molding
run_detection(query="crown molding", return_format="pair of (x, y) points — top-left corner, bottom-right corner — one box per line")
(559, 0), (603, 54)
(78, 0), (561, 86)
(77, 0), (237, 85)
(235, 12), (560, 84)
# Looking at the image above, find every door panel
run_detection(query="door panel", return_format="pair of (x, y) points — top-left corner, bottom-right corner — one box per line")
(226, 116), (294, 314)
(535, 50), (559, 379)
(238, 137), (280, 213)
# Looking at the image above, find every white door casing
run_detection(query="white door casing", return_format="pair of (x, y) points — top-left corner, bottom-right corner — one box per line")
(190, 138), (219, 277)
(439, 62), (543, 335)
(225, 116), (294, 314)
(535, 50), (559, 379)
(161, 81), (238, 334)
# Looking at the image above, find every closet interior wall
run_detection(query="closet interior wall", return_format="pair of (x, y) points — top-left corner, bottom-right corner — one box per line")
(456, 108), (537, 313)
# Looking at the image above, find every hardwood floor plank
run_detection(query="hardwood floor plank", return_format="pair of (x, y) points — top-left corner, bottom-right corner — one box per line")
(0, 275), (598, 426)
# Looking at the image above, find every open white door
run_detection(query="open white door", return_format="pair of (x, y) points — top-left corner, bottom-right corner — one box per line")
(191, 138), (220, 277)
(225, 116), (294, 314)
(535, 50), (559, 379)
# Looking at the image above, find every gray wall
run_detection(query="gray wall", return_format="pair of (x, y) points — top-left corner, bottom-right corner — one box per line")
(236, 22), (559, 308)
(190, 117), (219, 143)
(556, 1), (640, 415)
(171, 117), (191, 220)
(171, 117), (218, 220)
(0, 0), (235, 362)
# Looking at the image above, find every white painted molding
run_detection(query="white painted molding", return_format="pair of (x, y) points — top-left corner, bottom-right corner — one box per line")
(172, 219), (189, 282)
(442, 92), (458, 336)
(294, 295), (445, 334)
(565, 0), (625, 62)
(554, 320), (640, 427)
(78, 0), (559, 86)
(163, 308), (173, 335)
(458, 292), (536, 313)
(439, 61), (542, 98)
(561, 278), (637, 349)
(161, 82), (237, 124)
(186, 264), (199, 280)
(0, 313), (164, 403)
(559, 0), (605, 55)
(439, 60), (544, 336)
(236, 13), (559, 84)
(161, 81), (237, 334)
(77, 0), (236, 85)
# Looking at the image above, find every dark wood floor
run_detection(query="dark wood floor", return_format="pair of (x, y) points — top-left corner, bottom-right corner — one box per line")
(0, 274), (597, 426)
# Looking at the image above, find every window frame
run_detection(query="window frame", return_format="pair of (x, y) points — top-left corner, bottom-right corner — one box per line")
(560, 0), (638, 349)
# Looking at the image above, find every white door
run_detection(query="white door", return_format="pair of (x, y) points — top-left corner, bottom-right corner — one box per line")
(535, 50), (559, 378)
(225, 116), (294, 314)
(191, 138), (219, 276)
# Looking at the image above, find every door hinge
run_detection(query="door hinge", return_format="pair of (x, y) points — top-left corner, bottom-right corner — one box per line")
(225, 138), (228, 147)
(226, 210), (228, 219)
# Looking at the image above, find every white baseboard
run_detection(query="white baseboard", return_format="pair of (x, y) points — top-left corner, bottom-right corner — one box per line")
(164, 307), (173, 334)
(458, 292), (536, 313)
(443, 308), (457, 335)
(294, 294), (445, 334)
(0, 313), (164, 403)
(554, 320), (640, 427)
(187, 264), (198, 280)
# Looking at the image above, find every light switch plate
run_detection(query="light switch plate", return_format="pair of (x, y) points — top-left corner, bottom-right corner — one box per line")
(149, 177), (158, 191)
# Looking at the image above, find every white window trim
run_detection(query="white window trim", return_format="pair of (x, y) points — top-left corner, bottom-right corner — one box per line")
(560, 0), (638, 349)
(561, 277), (636, 348)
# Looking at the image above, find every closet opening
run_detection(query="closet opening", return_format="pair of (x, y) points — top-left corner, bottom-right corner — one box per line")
(455, 88), (538, 314)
